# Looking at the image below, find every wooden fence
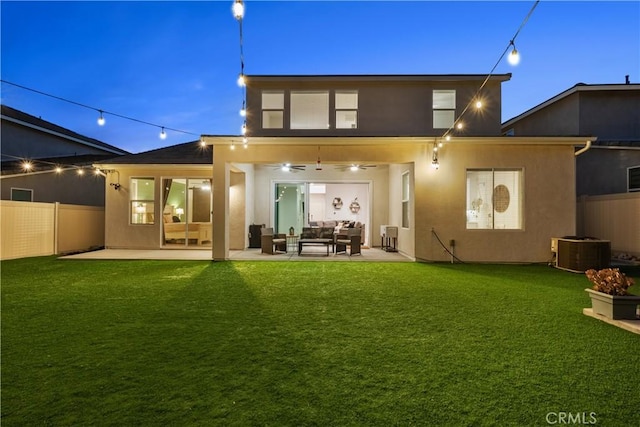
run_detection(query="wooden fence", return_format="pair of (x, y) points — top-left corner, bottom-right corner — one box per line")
(0, 201), (104, 260)
(577, 193), (640, 256)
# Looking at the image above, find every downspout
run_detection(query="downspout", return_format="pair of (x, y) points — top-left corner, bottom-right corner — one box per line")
(574, 139), (593, 156)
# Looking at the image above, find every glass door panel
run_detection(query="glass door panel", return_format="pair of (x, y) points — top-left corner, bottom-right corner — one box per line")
(162, 178), (212, 247)
(274, 182), (305, 236)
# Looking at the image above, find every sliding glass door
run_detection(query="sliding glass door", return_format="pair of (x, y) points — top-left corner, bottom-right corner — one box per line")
(162, 178), (212, 247)
(274, 182), (305, 236)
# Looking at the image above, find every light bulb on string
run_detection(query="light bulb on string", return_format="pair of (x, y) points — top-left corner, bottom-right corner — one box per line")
(230, 142), (236, 150)
(475, 100), (483, 109)
(77, 168), (85, 176)
(55, 166), (63, 174)
(97, 110), (105, 126)
(160, 127), (167, 140)
(240, 100), (246, 117)
(22, 160), (33, 172)
(237, 74), (246, 87)
(232, 0), (244, 20)
(507, 41), (520, 65)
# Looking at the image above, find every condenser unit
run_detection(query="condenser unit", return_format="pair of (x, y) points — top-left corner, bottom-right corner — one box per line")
(556, 238), (611, 273)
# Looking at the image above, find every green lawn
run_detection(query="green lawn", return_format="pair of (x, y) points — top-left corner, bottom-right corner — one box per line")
(2, 257), (639, 426)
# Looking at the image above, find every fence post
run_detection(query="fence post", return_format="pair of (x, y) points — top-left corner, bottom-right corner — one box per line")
(54, 202), (60, 255)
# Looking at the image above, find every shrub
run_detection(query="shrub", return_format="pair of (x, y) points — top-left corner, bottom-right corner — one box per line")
(585, 268), (635, 296)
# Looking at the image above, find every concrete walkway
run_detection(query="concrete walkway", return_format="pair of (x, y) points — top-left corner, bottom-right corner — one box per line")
(60, 247), (413, 262)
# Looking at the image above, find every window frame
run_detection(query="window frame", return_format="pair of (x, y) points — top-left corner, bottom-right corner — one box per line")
(401, 171), (410, 229)
(433, 89), (456, 129)
(261, 90), (285, 129)
(10, 187), (33, 202)
(290, 90), (329, 130)
(335, 90), (358, 129)
(465, 168), (524, 230)
(130, 177), (155, 225)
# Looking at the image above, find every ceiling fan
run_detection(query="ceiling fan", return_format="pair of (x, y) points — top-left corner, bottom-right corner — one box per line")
(270, 163), (306, 172)
(336, 164), (377, 171)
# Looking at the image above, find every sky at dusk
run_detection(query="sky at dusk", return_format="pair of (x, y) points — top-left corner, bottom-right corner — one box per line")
(1, 1), (639, 154)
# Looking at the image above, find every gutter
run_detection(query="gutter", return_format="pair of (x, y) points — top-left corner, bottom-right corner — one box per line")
(574, 139), (593, 156)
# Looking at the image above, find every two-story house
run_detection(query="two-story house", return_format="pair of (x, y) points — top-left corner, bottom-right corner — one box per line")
(98, 74), (593, 262)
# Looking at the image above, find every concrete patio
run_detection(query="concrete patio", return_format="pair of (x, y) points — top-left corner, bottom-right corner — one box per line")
(60, 247), (413, 262)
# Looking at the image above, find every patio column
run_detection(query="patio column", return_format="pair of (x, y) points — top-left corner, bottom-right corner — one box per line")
(212, 146), (230, 261)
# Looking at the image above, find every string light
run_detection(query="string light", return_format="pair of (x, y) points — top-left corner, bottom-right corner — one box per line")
(0, 80), (199, 140)
(507, 41), (520, 65)
(22, 160), (33, 171)
(232, 1), (248, 148)
(232, 0), (244, 20)
(433, 0), (539, 168)
(77, 168), (85, 176)
(160, 127), (167, 140)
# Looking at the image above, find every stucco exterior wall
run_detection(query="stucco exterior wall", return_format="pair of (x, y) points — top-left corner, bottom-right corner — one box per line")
(103, 166), (213, 249)
(506, 95), (580, 136)
(246, 78), (504, 137)
(415, 143), (577, 263)
(210, 139), (577, 262)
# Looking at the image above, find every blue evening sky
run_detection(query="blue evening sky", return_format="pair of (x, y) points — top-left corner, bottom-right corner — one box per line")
(1, 1), (638, 153)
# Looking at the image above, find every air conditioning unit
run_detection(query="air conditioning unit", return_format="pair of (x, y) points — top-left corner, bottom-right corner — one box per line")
(556, 238), (611, 273)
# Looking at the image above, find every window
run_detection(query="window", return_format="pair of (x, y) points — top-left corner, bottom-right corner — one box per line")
(11, 188), (33, 201)
(433, 90), (456, 129)
(402, 172), (410, 228)
(261, 91), (284, 129)
(335, 90), (358, 129)
(291, 91), (329, 129)
(131, 178), (155, 224)
(466, 169), (523, 230)
(628, 166), (640, 192)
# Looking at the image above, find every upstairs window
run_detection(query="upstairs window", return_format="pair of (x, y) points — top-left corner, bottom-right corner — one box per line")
(335, 91), (358, 129)
(291, 91), (329, 129)
(131, 177), (155, 225)
(261, 91), (284, 129)
(433, 90), (456, 129)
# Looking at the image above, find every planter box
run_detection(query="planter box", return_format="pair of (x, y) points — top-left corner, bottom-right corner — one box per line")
(585, 288), (640, 320)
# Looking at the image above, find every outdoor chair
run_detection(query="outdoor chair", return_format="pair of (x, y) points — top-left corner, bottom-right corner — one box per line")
(261, 227), (286, 254)
(335, 228), (362, 256)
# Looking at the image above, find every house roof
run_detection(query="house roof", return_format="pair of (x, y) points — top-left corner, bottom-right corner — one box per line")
(246, 74), (512, 83)
(95, 140), (212, 166)
(502, 83), (640, 128)
(1, 104), (129, 156)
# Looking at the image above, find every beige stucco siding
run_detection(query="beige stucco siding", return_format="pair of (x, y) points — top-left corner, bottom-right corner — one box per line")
(415, 143), (576, 263)
(102, 166), (213, 249)
(210, 139), (578, 262)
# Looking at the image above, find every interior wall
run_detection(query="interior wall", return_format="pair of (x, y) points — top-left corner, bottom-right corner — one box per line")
(253, 164), (390, 247)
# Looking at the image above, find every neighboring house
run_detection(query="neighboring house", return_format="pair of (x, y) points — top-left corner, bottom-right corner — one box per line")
(501, 83), (640, 196)
(1, 105), (129, 206)
(98, 74), (594, 262)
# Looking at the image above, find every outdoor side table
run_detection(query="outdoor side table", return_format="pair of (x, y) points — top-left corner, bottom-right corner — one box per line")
(286, 235), (299, 253)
